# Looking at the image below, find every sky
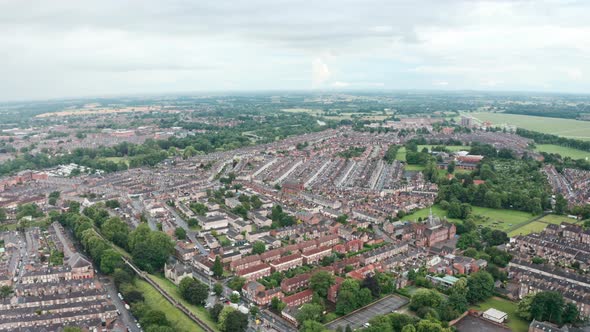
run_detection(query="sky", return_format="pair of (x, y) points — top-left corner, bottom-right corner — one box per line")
(1, 0), (589, 101)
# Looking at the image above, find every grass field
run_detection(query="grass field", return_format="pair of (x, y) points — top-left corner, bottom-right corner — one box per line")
(534, 144), (590, 160)
(281, 108), (389, 121)
(136, 279), (205, 332)
(470, 112), (590, 141)
(508, 214), (581, 237)
(402, 205), (535, 232)
(470, 297), (528, 332)
(149, 274), (219, 331)
(396, 147), (407, 161)
(508, 221), (548, 237)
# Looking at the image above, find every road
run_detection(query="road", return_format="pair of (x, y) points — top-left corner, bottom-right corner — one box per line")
(165, 205), (208, 255)
(259, 309), (298, 332)
(99, 274), (141, 332)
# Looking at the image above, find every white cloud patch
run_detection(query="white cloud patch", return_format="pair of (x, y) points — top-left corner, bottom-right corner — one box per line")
(311, 57), (331, 88)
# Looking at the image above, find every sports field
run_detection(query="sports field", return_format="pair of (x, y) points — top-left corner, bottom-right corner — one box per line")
(470, 112), (590, 141)
(534, 144), (590, 160)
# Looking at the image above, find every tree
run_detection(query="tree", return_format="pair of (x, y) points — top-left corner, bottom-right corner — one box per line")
(0, 285), (12, 299)
(209, 303), (225, 322)
(113, 268), (134, 287)
(228, 276), (246, 291)
(213, 255), (224, 278)
(223, 310), (248, 332)
(310, 271), (335, 298)
(213, 282), (223, 296)
(252, 241), (266, 255)
(466, 271), (494, 303)
(447, 278), (469, 313)
(218, 306), (236, 331)
(362, 275), (381, 298)
(516, 293), (534, 321)
(174, 227), (187, 240)
(101, 217), (130, 249)
(296, 303), (324, 324)
(563, 302), (579, 324)
(131, 230), (174, 272)
(179, 277), (209, 305)
(555, 194), (567, 215)
(529, 291), (565, 324)
(271, 296), (286, 312)
(410, 289), (443, 312)
(447, 161), (456, 174)
(0, 208), (6, 222)
(300, 320), (328, 332)
(402, 325), (417, 332)
(100, 249), (122, 274)
(140, 310), (169, 327)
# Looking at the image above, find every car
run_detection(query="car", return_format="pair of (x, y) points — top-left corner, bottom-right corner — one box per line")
(364, 323), (371, 328)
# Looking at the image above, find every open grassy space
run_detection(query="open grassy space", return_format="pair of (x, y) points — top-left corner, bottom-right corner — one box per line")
(470, 112), (590, 141)
(148, 274), (219, 331)
(135, 279), (205, 332)
(470, 297), (529, 332)
(508, 221), (548, 237)
(402, 205), (535, 232)
(534, 144), (590, 160)
(537, 214), (579, 225)
(508, 214), (582, 237)
(396, 147), (407, 161)
(469, 207), (534, 232)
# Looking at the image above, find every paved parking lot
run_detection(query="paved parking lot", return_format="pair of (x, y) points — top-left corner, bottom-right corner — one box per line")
(326, 295), (409, 330)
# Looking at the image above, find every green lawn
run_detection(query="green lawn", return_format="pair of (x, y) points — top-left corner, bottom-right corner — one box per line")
(470, 297), (529, 332)
(396, 147), (407, 161)
(148, 274), (220, 331)
(508, 221), (548, 237)
(136, 279), (205, 332)
(537, 214), (579, 225)
(402, 205), (535, 232)
(508, 214), (582, 237)
(469, 207), (534, 232)
(470, 112), (590, 141)
(534, 144), (590, 160)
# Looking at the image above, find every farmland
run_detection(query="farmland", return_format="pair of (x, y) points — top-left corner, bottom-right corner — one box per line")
(470, 112), (590, 141)
(534, 144), (590, 160)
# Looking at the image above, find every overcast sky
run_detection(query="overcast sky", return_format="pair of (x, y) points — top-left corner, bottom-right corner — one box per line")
(1, 0), (589, 101)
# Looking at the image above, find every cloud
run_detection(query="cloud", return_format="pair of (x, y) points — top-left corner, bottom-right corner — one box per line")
(0, 0), (590, 100)
(312, 57), (331, 87)
(332, 81), (350, 88)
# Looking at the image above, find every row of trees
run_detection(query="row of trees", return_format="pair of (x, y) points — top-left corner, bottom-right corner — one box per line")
(517, 291), (579, 325)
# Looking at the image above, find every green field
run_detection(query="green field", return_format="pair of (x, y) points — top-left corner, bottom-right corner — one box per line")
(536, 214), (579, 225)
(508, 214), (581, 237)
(281, 108), (389, 121)
(534, 144), (590, 160)
(402, 205), (535, 232)
(149, 274), (219, 331)
(508, 221), (548, 237)
(396, 147), (407, 161)
(470, 112), (590, 141)
(470, 297), (528, 332)
(136, 279), (205, 332)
